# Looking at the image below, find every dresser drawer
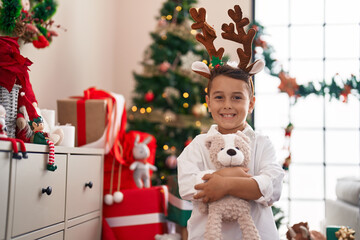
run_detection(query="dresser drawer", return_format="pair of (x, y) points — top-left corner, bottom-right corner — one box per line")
(38, 231), (64, 240)
(0, 151), (11, 240)
(12, 153), (67, 237)
(66, 217), (100, 240)
(67, 155), (102, 219)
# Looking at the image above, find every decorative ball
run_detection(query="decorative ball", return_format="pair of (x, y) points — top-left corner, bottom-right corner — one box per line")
(166, 155), (177, 169)
(104, 193), (114, 205)
(185, 137), (192, 147)
(192, 103), (207, 117)
(159, 61), (171, 73)
(164, 110), (176, 122)
(145, 91), (155, 102)
(113, 191), (124, 203)
(157, 19), (167, 27)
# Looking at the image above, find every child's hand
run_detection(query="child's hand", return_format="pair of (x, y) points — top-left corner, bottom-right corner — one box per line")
(193, 173), (228, 203)
(214, 167), (251, 178)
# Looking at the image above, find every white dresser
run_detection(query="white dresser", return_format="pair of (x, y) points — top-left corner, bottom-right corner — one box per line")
(0, 142), (104, 240)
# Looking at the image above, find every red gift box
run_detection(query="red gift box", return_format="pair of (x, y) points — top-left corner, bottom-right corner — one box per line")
(103, 186), (168, 240)
(103, 131), (157, 191)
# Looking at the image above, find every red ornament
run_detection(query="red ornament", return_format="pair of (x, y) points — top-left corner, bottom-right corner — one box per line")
(32, 35), (49, 49)
(185, 137), (193, 147)
(159, 61), (171, 73)
(144, 91), (155, 102)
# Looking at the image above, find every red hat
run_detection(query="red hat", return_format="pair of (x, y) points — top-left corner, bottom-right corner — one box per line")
(18, 92), (42, 123)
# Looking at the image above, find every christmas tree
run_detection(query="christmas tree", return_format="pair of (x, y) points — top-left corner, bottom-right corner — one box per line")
(127, 0), (213, 184)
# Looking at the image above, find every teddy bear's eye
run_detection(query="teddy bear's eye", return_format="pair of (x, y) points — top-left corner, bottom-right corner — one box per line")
(221, 148), (224, 150)
(235, 147), (240, 150)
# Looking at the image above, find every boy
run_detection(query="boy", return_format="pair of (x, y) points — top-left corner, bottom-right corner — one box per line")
(177, 5), (285, 240)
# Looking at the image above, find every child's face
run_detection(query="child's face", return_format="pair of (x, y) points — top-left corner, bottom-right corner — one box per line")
(206, 75), (255, 134)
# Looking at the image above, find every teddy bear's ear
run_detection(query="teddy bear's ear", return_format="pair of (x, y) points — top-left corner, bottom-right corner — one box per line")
(236, 131), (250, 144)
(205, 138), (212, 150)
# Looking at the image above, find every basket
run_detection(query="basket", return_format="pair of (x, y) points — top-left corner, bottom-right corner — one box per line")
(0, 84), (21, 138)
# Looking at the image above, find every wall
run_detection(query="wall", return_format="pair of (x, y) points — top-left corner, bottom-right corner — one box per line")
(20, 0), (251, 120)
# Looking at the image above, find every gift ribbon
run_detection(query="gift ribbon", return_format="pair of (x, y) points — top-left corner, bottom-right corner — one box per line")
(168, 192), (193, 211)
(71, 87), (116, 147)
(106, 213), (166, 227)
(160, 185), (169, 216)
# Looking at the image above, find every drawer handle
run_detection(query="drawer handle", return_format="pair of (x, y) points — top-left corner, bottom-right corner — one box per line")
(42, 186), (52, 195)
(85, 181), (93, 189)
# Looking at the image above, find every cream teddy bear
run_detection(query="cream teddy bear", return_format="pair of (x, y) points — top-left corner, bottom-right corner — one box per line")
(200, 131), (260, 240)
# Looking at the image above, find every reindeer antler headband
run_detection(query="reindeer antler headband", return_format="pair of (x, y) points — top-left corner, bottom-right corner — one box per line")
(190, 5), (265, 79)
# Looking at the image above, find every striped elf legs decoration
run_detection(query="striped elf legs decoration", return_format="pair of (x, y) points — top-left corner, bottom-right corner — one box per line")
(46, 139), (57, 171)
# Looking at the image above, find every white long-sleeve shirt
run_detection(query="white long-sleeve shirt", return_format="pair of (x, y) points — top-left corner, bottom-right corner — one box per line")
(177, 124), (285, 240)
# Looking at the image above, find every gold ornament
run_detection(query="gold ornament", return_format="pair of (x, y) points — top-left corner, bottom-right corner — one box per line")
(164, 110), (176, 122)
(192, 103), (207, 117)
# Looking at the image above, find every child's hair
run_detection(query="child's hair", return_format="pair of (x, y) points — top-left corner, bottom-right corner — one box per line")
(208, 64), (254, 98)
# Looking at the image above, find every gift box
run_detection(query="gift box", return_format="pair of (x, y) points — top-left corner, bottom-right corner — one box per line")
(166, 175), (192, 227)
(103, 186), (168, 240)
(57, 98), (107, 146)
(326, 226), (356, 240)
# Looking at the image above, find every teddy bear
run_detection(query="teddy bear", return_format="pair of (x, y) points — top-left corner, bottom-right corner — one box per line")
(129, 134), (157, 188)
(200, 131), (260, 240)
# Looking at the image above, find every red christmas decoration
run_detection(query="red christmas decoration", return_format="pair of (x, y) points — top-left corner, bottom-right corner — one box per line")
(278, 71), (299, 97)
(159, 61), (171, 73)
(185, 137), (192, 147)
(340, 85), (352, 103)
(32, 35), (50, 49)
(144, 91), (155, 102)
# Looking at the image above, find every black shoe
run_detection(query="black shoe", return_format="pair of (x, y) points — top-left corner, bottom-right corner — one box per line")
(22, 152), (28, 159)
(13, 152), (22, 160)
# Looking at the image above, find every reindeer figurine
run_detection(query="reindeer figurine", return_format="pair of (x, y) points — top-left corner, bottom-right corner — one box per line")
(129, 134), (157, 188)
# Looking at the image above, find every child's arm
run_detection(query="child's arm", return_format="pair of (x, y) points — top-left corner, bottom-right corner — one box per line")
(193, 174), (261, 203)
(177, 136), (215, 201)
(194, 136), (284, 205)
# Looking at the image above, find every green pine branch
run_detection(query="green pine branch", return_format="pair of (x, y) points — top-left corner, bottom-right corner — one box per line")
(32, 0), (57, 22)
(0, 0), (22, 35)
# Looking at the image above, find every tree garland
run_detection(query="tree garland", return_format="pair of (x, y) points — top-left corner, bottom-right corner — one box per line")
(0, 0), (61, 48)
(252, 21), (360, 103)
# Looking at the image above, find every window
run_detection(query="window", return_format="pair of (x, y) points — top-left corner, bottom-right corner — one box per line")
(254, 0), (360, 236)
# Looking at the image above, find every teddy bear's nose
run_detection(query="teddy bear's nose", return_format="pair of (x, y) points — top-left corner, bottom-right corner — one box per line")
(227, 149), (236, 156)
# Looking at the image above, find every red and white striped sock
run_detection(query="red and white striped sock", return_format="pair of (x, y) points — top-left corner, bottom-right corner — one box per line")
(47, 139), (55, 166)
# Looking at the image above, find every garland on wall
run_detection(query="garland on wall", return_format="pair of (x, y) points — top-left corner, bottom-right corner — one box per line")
(252, 21), (360, 103)
(251, 21), (360, 170)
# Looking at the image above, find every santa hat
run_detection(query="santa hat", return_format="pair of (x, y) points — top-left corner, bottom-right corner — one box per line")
(18, 92), (42, 124)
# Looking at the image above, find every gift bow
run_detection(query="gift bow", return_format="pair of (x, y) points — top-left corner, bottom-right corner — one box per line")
(335, 226), (355, 240)
(71, 87), (116, 146)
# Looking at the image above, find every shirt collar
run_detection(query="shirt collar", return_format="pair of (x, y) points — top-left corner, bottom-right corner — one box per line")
(207, 124), (255, 141)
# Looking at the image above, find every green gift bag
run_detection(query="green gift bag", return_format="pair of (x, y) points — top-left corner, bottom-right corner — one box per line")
(167, 175), (192, 227)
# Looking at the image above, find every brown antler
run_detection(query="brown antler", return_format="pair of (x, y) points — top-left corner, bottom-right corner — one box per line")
(189, 8), (224, 60)
(221, 5), (256, 72)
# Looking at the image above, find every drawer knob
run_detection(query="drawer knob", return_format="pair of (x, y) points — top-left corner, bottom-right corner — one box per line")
(42, 186), (52, 195)
(85, 181), (93, 189)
